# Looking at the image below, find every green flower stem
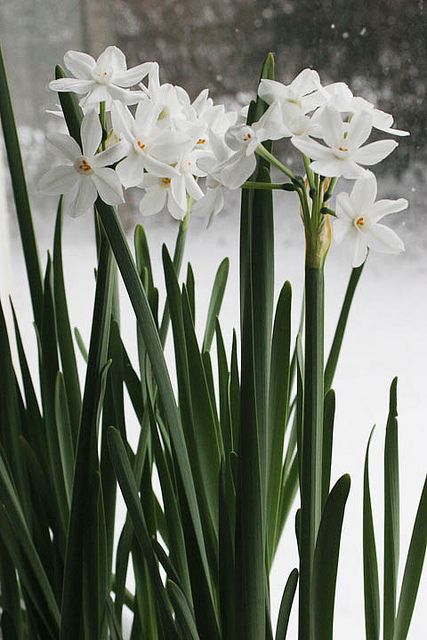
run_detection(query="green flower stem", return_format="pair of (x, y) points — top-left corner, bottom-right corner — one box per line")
(242, 181), (289, 190)
(323, 177), (338, 202)
(303, 155), (316, 194)
(299, 263), (325, 640)
(159, 204), (190, 346)
(256, 144), (295, 180)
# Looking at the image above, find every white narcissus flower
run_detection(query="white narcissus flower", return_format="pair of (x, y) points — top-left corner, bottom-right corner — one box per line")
(39, 110), (125, 217)
(292, 106), (398, 179)
(258, 68), (321, 112)
(333, 172), (407, 267)
(111, 100), (190, 188)
(306, 83), (409, 137)
(139, 175), (187, 220)
(49, 46), (155, 109)
(213, 103), (285, 189)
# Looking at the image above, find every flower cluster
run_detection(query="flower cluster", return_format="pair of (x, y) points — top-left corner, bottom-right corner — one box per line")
(41, 46), (409, 267)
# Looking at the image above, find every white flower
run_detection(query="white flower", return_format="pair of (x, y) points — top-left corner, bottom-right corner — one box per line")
(49, 46), (154, 109)
(139, 175), (187, 220)
(213, 103), (284, 189)
(39, 110), (124, 217)
(258, 68), (321, 113)
(292, 106), (398, 179)
(333, 172), (407, 267)
(139, 64), (190, 125)
(192, 182), (225, 226)
(111, 100), (189, 187)
(307, 83), (409, 137)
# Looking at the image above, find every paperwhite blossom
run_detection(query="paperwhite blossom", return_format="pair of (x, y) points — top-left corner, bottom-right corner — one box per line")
(257, 69), (322, 137)
(139, 174), (187, 220)
(111, 100), (190, 187)
(49, 46), (154, 109)
(306, 82), (409, 136)
(333, 172), (407, 267)
(212, 103), (284, 189)
(39, 110), (125, 217)
(292, 106), (398, 179)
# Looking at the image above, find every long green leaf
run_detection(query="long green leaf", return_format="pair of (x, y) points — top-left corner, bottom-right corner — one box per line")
(394, 474), (427, 640)
(235, 52), (275, 640)
(60, 237), (113, 640)
(275, 568), (298, 640)
(384, 377), (400, 640)
(202, 258), (229, 353)
(312, 474), (351, 640)
(0, 45), (43, 325)
(53, 202), (81, 437)
(363, 428), (380, 640)
(267, 281), (292, 565)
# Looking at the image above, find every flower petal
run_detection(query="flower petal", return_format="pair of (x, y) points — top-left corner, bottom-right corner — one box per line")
(333, 218), (353, 244)
(350, 172), (377, 212)
(353, 140), (398, 166)
(92, 141), (127, 168)
(92, 168), (124, 205)
(347, 110), (373, 150)
(67, 177), (97, 216)
(368, 198), (408, 222)
(167, 190), (187, 220)
(318, 106), (344, 148)
(365, 223), (404, 254)
(350, 232), (368, 267)
(64, 50), (96, 80)
(170, 176), (187, 211)
(142, 155), (179, 178)
(49, 78), (94, 94)
(335, 192), (356, 221)
(291, 136), (333, 161)
(81, 110), (102, 157)
(139, 189), (167, 216)
(46, 133), (81, 162)
(96, 46), (126, 73)
(113, 62), (155, 87)
(116, 153), (145, 188)
(218, 151), (256, 189)
(38, 166), (78, 195)
(111, 101), (135, 143)
(184, 173), (204, 200)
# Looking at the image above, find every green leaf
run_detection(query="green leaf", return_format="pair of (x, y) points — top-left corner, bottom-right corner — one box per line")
(384, 377), (400, 640)
(186, 262), (196, 324)
(312, 474), (351, 640)
(324, 263), (364, 392)
(322, 389), (336, 508)
(202, 258), (229, 353)
(53, 201), (81, 437)
(275, 568), (298, 640)
(60, 237), (114, 640)
(267, 281), (292, 565)
(74, 326), (88, 362)
(167, 580), (200, 640)
(235, 52), (275, 640)
(54, 372), (75, 508)
(394, 474), (427, 640)
(363, 427), (380, 640)
(0, 45), (43, 325)
(107, 427), (176, 633)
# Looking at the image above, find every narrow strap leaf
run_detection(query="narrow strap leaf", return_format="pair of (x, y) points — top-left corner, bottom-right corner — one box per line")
(202, 258), (229, 353)
(0, 45), (43, 325)
(275, 568), (298, 640)
(363, 428), (380, 640)
(394, 474), (427, 640)
(384, 377), (400, 640)
(312, 474), (351, 640)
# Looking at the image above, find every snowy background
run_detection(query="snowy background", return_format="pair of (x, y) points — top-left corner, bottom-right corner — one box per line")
(0, 0), (426, 637)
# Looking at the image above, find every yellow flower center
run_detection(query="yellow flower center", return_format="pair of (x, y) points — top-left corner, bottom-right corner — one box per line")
(355, 216), (366, 228)
(75, 157), (93, 175)
(161, 177), (172, 186)
(197, 138), (206, 145)
(338, 145), (349, 152)
(243, 132), (252, 141)
(136, 139), (146, 151)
